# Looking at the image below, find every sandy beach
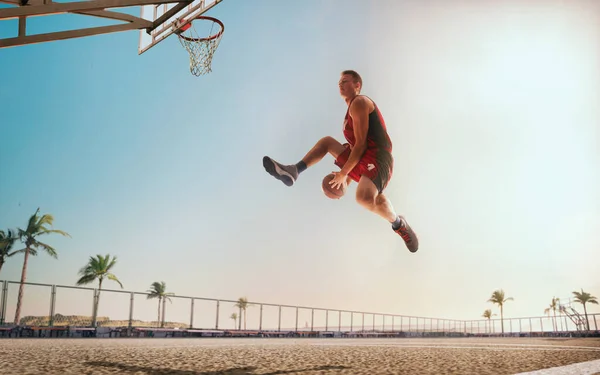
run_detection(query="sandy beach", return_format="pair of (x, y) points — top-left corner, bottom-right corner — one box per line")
(1, 337), (600, 374)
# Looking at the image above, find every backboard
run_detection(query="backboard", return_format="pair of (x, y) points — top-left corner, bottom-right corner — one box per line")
(138, 0), (222, 55)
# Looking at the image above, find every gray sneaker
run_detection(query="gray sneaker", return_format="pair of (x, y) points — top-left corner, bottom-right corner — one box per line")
(263, 156), (299, 187)
(393, 216), (419, 253)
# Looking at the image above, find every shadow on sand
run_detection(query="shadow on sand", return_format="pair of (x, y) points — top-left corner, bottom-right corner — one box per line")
(85, 361), (349, 374)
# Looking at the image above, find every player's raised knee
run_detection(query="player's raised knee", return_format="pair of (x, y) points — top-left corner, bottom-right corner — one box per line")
(355, 189), (376, 208)
(319, 136), (336, 146)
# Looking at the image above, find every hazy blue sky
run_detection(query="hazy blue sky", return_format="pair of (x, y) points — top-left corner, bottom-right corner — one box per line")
(1, 0), (598, 330)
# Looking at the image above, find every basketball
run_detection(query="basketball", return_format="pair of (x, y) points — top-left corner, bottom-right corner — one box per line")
(322, 173), (346, 199)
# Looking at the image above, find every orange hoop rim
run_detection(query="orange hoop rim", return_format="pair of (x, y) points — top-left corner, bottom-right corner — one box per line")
(177, 15), (224, 43)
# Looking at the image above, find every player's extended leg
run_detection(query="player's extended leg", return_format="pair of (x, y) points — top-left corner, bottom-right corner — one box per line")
(263, 136), (346, 187)
(355, 176), (419, 252)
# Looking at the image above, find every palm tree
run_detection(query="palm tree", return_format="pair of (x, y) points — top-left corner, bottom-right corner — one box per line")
(76, 254), (123, 326)
(146, 281), (175, 328)
(487, 289), (513, 334)
(0, 229), (18, 275)
(482, 309), (496, 334)
(544, 297), (560, 332)
(13, 208), (70, 325)
(234, 297), (252, 330)
(230, 313), (238, 329)
(572, 289), (598, 331)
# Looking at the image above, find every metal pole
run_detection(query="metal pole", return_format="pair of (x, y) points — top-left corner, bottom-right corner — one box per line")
(338, 310), (341, 332)
(49, 285), (56, 327)
(215, 300), (219, 329)
(278, 305), (281, 332)
(259, 305), (263, 331)
(350, 312), (353, 332)
(382, 315), (385, 332)
(128, 292), (134, 328)
(190, 298), (194, 329)
(311, 309), (314, 331)
(392, 316), (394, 332)
(0, 281), (6, 325)
(361, 313), (364, 332)
(372, 314), (375, 331)
(295, 307), (298, 332)
(325, 310), (328, 331)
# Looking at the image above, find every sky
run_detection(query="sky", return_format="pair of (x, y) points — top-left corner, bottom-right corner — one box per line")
(0, 0), (599, 331)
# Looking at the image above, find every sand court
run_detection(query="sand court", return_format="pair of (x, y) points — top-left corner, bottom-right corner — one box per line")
(1, 337), (600, 374)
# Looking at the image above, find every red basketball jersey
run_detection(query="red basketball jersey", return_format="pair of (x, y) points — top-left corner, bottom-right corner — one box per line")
(342, 95), (393, 155)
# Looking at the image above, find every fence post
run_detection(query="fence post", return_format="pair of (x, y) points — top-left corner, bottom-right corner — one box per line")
(128, 292), (134, 329)
(278, 305), (281, 332)
(0, 281), (7, 325)
(215, 300), (219, 330)
(189, 298), (194, 329)
(48, 285), (56, 327)
(519, 318), (522, 333)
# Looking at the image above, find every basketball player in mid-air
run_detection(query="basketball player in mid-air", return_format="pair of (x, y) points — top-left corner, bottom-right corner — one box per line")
(262, 70), (419, 253)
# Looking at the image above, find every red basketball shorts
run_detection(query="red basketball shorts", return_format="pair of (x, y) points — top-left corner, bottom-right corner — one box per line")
(334, 143), (393, 193)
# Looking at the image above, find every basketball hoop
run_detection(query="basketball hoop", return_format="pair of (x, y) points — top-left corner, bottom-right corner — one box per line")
(173, 15), (224, 77)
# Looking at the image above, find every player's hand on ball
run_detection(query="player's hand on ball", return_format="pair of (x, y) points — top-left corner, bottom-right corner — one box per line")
(329, 171), (348, 190)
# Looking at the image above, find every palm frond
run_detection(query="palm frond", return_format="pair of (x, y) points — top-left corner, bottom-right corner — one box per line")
(38, 229), (71, 238)
(105, 256), (118, 272)
(33, 241), (58, 259)
(37, 213), (55, 228)
(0, 229), (17, 250)
(106, 273), (123, 289)
(25, 208), (41, 232)
(76, 274), (97, 286)
(8, 247), (27, 256)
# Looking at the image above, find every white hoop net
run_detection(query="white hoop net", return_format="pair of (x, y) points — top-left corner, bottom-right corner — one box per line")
(175, 17), (224, 77)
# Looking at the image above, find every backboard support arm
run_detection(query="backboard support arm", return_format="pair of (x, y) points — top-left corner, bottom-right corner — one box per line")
(0, 0), (194, 49)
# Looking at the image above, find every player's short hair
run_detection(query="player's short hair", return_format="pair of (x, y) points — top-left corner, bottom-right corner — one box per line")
(341, 70), (362, 92)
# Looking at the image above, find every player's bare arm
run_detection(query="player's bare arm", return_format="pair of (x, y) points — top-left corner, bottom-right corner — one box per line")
(329, 96), (370, 189)
(340, 96), (370, 175)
